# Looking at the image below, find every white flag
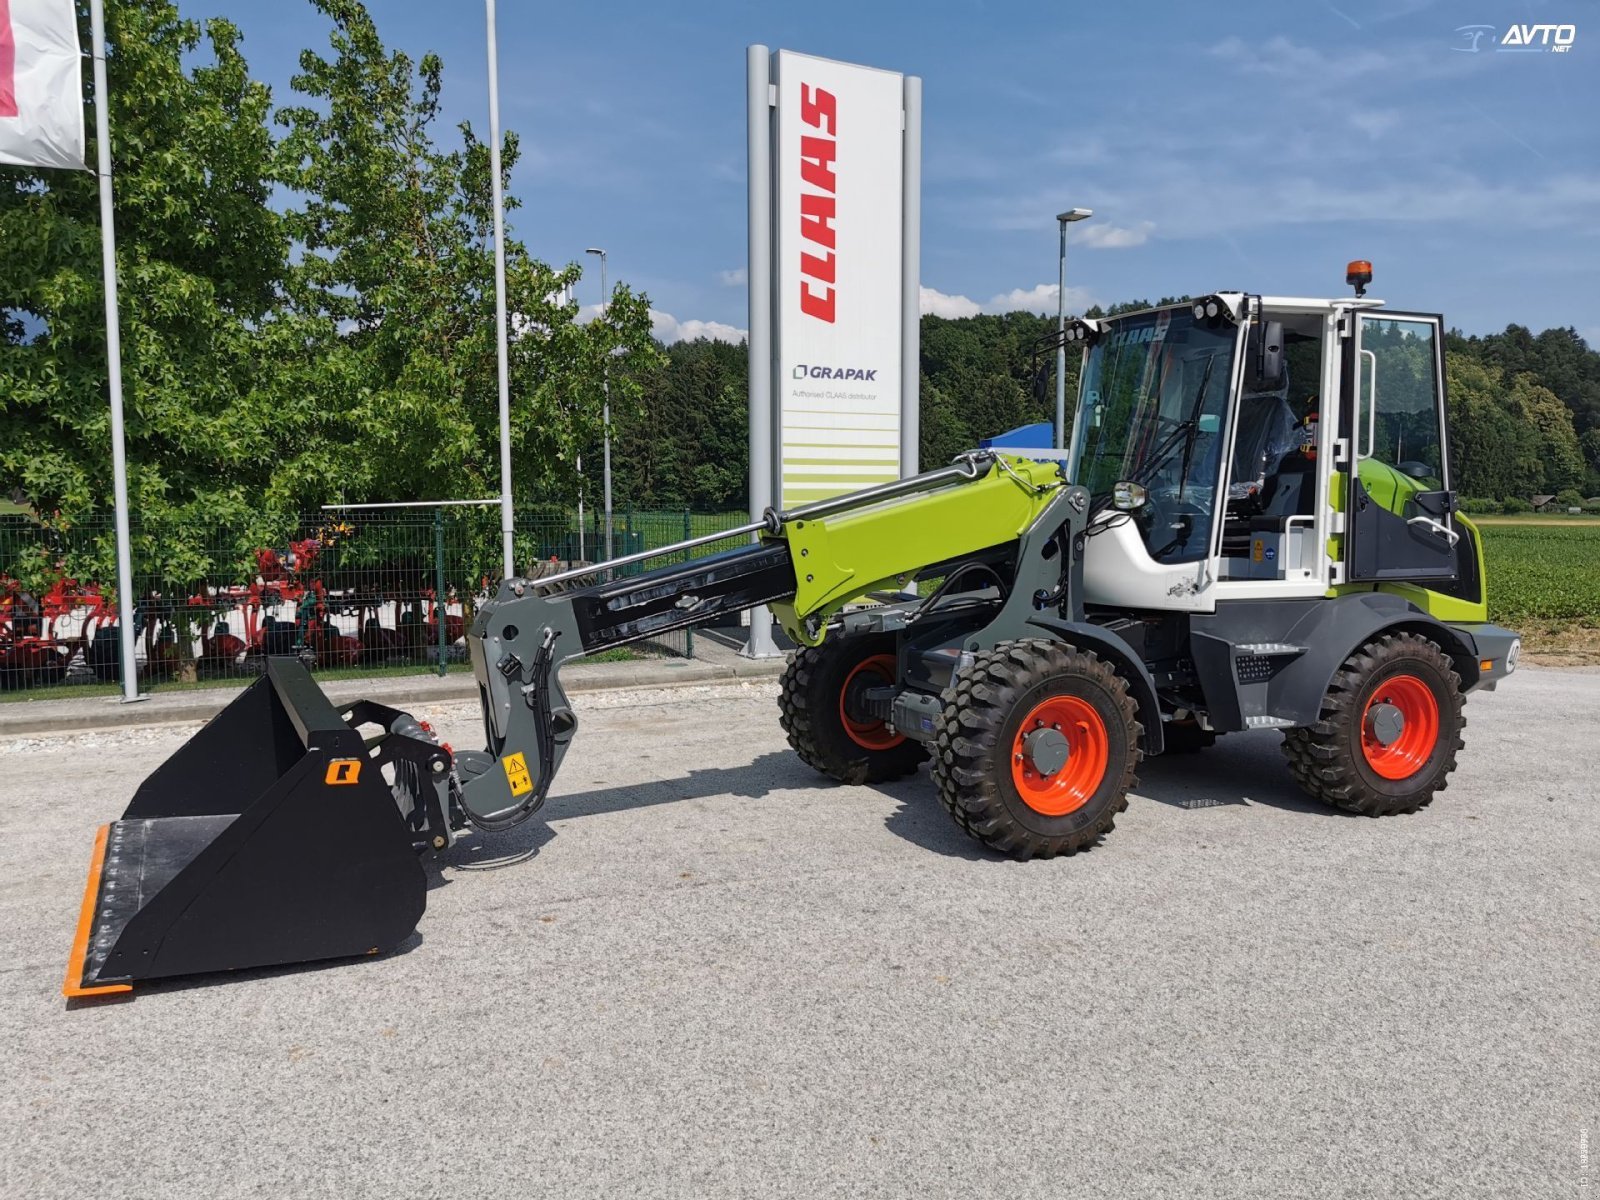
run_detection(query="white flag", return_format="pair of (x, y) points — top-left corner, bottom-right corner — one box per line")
(0, 0), (84, 170)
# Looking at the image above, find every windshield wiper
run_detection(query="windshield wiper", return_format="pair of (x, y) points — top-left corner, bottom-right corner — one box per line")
(1175, 352), (1217, 502)
(1087, 351), (1218, 519)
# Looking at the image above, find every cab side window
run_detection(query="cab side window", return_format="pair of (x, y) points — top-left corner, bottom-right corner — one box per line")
(1357, 319), (1444, 486)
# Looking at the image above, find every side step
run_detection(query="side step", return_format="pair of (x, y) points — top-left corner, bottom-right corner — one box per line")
(64, 659), (433, 997)
(1233, 644), (1309, 730)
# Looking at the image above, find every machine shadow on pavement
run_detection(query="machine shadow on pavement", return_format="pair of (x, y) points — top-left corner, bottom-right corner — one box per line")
(1136, 731), (1366, 818)
(439, 732), (1364, 876)
(437, 749), (815, 869)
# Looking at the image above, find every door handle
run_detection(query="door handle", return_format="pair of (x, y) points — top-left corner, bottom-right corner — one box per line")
(1408, 515), (1459, 547)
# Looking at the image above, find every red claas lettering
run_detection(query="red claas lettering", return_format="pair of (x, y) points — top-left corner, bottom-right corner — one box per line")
(798, 84), (837, 324)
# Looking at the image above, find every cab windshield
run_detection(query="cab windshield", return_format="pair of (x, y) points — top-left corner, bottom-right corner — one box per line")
(1069, 308), (1240, 564)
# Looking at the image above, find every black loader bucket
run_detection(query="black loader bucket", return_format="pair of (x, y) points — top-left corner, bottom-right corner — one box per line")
(64, 659), (436, 997)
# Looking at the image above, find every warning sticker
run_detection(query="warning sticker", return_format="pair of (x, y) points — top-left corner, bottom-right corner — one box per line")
(503, 752), (533, 797)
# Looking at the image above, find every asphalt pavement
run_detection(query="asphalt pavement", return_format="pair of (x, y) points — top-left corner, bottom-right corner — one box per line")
(2, 667), (1595, 1199)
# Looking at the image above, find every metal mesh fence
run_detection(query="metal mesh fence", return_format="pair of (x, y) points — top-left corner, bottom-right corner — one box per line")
(0, 506), (750, 697)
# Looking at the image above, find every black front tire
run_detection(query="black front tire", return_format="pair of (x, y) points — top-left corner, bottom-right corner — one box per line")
(930, 640), (1141, 860)
(778, 631), (927, 785)
(1282, 632), (1466, 816)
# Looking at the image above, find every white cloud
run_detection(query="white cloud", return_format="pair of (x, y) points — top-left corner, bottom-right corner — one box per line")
(717, 267), (747, 287)
(921, 282), (1098, 318)
(576, 302), (746, 344)
(985, 283), (1097, 315)
(1075, 221), (1154, 250)
(1348, 108), (1401, 140)
(919, 286), (982, 319)
(1207, 32), (1480, 91)
(969, 162), (1600, 246)
(650, 308), (747, 344)
(1208, 34), (1401, 83)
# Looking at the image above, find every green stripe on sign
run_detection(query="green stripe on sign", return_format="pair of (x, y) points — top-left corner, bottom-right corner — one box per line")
(781, 475), (898, 488)
(781, 457), (901, 468)
(781, 484), (898, 501)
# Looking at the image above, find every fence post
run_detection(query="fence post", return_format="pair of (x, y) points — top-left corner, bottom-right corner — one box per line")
(683, 509), (694, 659)
(434, 509), (447, 678)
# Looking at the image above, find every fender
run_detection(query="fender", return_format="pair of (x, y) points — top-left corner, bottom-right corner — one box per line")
(1024, 615), (1166, 756)
(1268, 592), (1480, 728)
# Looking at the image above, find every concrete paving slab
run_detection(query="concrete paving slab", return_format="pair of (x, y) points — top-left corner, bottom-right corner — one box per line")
(1, 667), (1594, 1198)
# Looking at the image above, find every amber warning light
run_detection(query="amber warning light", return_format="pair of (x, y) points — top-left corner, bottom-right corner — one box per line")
(1346, 259), (1373, 298)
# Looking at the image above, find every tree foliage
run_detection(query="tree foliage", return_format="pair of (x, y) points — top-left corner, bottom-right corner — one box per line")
(1, 1), (284, 588)
(1, 0), (657, 596)
(269, 0), (660, 512)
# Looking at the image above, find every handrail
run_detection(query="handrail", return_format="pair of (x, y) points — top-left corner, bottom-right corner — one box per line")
(1358, 348), (1377, 460)
(1283, 513), (1317, 576)
(774, 451), (995, 523)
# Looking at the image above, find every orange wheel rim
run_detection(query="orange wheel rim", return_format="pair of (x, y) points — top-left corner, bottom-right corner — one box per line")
(1360, 673), (1439, 781)
(1011, 694), (1108, 816)
(839, 653), (904, 751)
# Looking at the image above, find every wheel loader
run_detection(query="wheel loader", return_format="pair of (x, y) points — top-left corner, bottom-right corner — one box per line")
(66, 270), (1520, 996)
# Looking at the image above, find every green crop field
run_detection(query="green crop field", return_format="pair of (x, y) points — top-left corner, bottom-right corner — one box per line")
(1479, 522), (1600, 627)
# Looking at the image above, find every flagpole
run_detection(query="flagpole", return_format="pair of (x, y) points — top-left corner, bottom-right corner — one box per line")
(484, 0), (514, 579)
(88, 0), (141, 702)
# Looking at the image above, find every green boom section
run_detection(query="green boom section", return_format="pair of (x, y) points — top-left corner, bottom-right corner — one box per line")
(769, 455), (1065, 646)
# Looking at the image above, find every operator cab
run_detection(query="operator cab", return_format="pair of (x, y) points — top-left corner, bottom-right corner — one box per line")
(1065, 275), (1462, 612)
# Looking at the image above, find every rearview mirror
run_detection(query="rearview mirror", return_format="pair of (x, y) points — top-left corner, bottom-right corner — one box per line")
(1112, 481), (1148, 510)
(1246, 321), (1286, 392)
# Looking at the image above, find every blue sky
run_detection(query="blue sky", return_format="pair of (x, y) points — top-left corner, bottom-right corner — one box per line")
(197, 0), (1600, 344)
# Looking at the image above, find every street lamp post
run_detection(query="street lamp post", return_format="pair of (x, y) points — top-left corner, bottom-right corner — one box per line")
(586, 247), (614, 562)
(1055, 208), (1093, 450)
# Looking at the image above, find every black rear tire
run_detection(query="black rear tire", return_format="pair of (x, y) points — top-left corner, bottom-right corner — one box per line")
(1282, 632), (1465, 816)
(778, 631), (927, 785)
(930, 639), (1141, 860)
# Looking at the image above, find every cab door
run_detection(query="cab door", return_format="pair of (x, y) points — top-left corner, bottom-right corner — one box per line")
(1342, 312), (1458, 582)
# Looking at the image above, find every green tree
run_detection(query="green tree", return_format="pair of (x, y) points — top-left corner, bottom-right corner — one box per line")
(269, 0), (661, 521)
(1508, 373), (1585, 492)
(1, 0), (288, 592)
(611, 337), (749, 509)
(1445, 357), (1537, 500)
(1580, 429), (1600, 496)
